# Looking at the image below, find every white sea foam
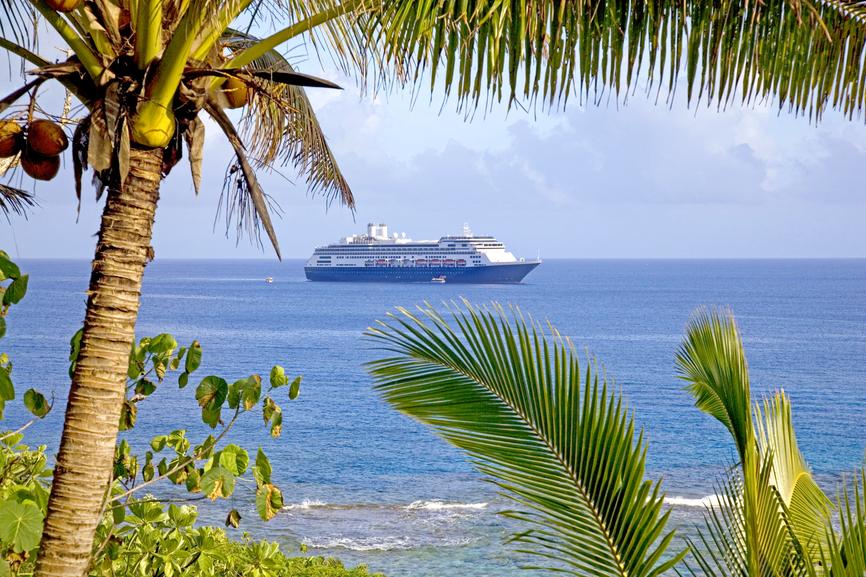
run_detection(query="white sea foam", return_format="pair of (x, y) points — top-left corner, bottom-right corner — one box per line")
(282, 500), (329, 510)
(665, 495), (722, 508)
(405, 500), (488, 511)
(302, 537), (415, 552)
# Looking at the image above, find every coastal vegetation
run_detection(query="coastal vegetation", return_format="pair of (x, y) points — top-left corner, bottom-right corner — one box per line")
(367, 301), (866, 576)
(0, 1), (865, 576)
(2, 253), (380, 577)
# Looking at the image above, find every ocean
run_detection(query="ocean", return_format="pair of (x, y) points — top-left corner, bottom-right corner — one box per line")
(3, 259), (865, 576)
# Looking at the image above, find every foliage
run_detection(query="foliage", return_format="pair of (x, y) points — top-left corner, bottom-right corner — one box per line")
(0, 442), (380, 577)
(0, 254), (371, 577)
(367, 300), (684, 576)
(368, 300), (866, 577)
(676, 309), (864, 577)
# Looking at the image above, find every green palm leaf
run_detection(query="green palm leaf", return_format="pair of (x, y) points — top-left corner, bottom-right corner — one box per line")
(366, 300), (684, 577)
(676, 309), (754, 462)
(677, 308), (836, 576)
(821, 470), (866, 576)
(755, 393), (834, 559)
(683, 454), (810, 577)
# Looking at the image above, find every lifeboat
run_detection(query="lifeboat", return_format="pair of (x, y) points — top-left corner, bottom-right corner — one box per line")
(375, 259), (387, 266)
(365, 259), (374, 267)
(429, 259), (441, 266)
(415, 259), (427, 266)
(443, 259), (456, 266)
(456, 259), (466, 267)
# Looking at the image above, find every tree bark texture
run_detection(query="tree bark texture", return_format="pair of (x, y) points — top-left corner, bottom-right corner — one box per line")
(36, 147), (162, 577)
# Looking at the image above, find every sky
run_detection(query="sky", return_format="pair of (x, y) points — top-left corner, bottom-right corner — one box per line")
(2, 47), (865, 259)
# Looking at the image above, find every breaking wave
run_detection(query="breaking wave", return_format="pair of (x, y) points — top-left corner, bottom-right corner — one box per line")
(665, 495), (722, 508)
(405, 500), (488, 511)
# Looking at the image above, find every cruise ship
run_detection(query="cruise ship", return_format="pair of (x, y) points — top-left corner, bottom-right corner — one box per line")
(304, 224), (540, 283)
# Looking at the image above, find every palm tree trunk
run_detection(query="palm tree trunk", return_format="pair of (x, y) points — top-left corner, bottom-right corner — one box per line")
(35, 147), (162, 577)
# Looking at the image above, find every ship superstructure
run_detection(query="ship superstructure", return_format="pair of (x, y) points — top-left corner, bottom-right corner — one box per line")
(304, 223), (540, 283)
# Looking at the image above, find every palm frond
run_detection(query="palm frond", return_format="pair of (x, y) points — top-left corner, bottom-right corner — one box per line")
(821, 470), (866, 576)
(0, 0), (35, 49)
(205, 99), (282, 259)
(366, 300), (684, 577)
(0, 183), (36, 220)
(223, 29), (354, 209)
(676, 309), (754, 462)
(358, 1), (866, 121)
(683, 455), (810, 577)
(755, 392), (834, 559)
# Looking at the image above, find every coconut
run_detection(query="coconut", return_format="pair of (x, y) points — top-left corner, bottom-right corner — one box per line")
(21, 151), (60, 181)
(45, 0), (82, 12)
(222, 77), (250, 109)
(27, 119), (69, 156)
(0, 120), (23, 158)
(131, 101), (176, 148)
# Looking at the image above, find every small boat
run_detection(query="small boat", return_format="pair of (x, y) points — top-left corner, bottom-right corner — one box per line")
(265, 276), (274, 284)
(431, 275), (447, 284)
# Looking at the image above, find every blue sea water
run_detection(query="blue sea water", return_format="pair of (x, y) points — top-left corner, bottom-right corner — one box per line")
(3, 259), (865, 576)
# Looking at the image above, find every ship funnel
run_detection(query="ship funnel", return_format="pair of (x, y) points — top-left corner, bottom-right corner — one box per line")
(367, 223), (376, 238)
(379, 223), (388, 239)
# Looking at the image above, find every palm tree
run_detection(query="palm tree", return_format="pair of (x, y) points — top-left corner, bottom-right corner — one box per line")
(1, 2), (865, 576)
(367, 301), (866, 576)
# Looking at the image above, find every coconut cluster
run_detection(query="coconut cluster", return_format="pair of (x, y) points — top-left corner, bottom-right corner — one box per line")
(0, 119), (69, 181)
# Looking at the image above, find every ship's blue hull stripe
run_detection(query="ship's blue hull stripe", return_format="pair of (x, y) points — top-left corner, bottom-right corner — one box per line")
(304, 262), (540, 283)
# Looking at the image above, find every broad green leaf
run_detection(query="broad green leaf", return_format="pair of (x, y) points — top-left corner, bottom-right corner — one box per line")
(200, 465), (235, 500)
(269, 365), (287, 388)
(227, 379), (243, 409)
(269, 409), (282, 438)
(118, 400), (137, 431)
(112, 505), (125, 525)
(255, 484), (283, 521)
(288, 376), (301, 400)
(168, 504), (197, 527)
(0, 500), (43, 552)
(0, 367), (13, 401)
(243, 375), (262, 410)
(178, 371), (189, 388)
(166, 430), (190, 453)
(196, 376), (227, 410)
(201, 405), (221, 428)
(0, 256), (19, 280)
(217, 444), (249, 476)
(254, 448), (272, 486)
(185, 341), (202, 373)
(150, 435), (167, 452)
(135, 378), (156, 396)
(23, 388), (49, 417)
(262, 397), (276, 423)
(185, 468), (201, 493)
(2, 275), (27, 306)
(147, 333), (177, 355)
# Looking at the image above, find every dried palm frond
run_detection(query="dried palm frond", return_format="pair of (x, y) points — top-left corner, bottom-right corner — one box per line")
(224, 29), (354, 209)
(0, 183), (36, 220)
(206, 99), (283, 259)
